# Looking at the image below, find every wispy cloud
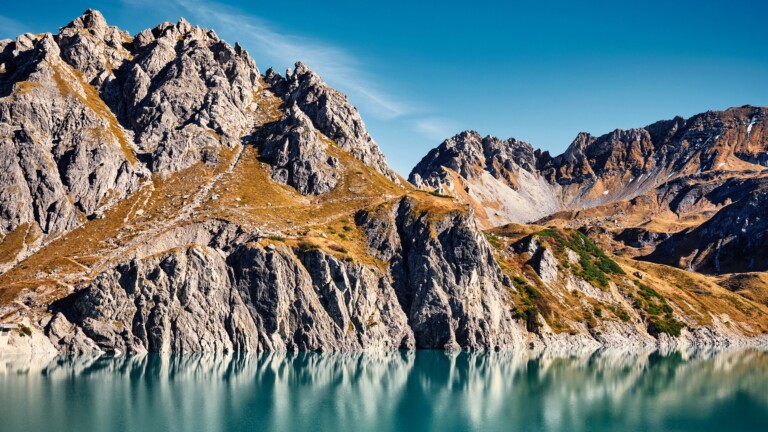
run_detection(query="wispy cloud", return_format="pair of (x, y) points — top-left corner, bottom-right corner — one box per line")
(413, 117), (463, 142)
(123, 0), (414, 119)
(0, 14), (29, 39)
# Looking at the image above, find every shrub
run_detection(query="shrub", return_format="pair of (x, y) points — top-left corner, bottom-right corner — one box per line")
(614, 307), (631, 322)
(516, 306), (541, 332)
(583, 308), (598, 329)
(297, 240), (319, 252)
(649, 316), (686, 337)
(428, 191), (453, 198)
(19, 325), (32, 337)
(342, 225), (353, 232)
(268, 235), (285, 242)
(484, 232), (503, 249)
(329, 244), (348, 254)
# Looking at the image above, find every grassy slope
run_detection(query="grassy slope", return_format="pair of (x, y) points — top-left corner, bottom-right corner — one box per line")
(487, 224), (768, 337)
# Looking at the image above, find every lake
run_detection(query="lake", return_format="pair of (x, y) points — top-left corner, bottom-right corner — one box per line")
(1, 349), (767, 431)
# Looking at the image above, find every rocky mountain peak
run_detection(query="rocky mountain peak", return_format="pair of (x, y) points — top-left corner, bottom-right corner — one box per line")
(266, 61), (401, 184)
(63, 9), (108, 33)
(410, 130), (538, 187)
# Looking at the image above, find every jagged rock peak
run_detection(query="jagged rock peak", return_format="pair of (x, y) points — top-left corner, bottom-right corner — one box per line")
(409, 130), (537, 186)
(63, 9), (108, 31)
(266, 61), (401, 184)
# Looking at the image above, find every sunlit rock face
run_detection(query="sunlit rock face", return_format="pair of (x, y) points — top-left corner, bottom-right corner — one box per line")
(411, 106), (768, 229)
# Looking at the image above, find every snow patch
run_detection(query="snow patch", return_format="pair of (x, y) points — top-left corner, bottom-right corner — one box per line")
(603, 190), (609, 195)
(747, 116), (756, 137)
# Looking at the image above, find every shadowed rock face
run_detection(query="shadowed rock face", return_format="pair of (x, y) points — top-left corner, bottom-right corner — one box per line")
(643, 189), (768, 274)
(258, 103), (340, 195)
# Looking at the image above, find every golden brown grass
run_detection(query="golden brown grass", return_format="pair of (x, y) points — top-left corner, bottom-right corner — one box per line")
(13, 81), (43, 95)
(718, 273), (768, 307)
(0, 223), (31, 266)
(51, 63), (137, 164)
(621, 258), (768, 333)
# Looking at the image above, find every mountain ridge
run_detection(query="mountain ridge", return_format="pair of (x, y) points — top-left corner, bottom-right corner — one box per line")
(411, 105), (766, 228)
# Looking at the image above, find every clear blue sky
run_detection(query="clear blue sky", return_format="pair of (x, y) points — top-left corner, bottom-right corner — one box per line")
(2, 0), (766, 175)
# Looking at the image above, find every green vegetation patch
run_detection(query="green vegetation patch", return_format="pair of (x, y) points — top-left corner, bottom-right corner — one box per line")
(296, 240), (319, 252)
(484, 232), (503, 249)
(428, 191), (453, 198)
(632, 280), (686, 336)
(608, 305), (632, 322)
(19, 325), (32, 337)
(534, 229), (624, 289)
(511, 275), (546, 332)
(648, 316), (686, 337)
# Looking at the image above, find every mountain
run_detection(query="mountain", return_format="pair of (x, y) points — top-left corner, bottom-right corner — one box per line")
(2, 10), (767, 355)
(411, 107), (768, 274)
(411, 106), (767, 229)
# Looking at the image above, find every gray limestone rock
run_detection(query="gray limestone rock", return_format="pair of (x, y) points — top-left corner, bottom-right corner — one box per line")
(259, 103), (339, 195)
(265, 62), (400, 184)
(0, 29), (145, 263)
(356, 197), (525, 350)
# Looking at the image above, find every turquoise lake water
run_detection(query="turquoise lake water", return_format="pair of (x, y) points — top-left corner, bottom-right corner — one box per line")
(1, 349), (767, 432)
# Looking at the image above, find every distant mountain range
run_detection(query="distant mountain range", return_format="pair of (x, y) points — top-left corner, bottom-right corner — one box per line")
(0, 10), (766, 355)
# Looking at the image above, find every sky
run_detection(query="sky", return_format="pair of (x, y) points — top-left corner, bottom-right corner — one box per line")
(1, 0), (766, 175)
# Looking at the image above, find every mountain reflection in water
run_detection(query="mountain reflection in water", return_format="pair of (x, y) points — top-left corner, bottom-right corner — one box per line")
(1, 348), (767, 432)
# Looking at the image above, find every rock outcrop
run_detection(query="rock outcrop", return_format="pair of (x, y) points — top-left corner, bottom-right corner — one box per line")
(265, 62), (400, 184)
(45, 198), (526, 353)
(258, 103), (340, 195)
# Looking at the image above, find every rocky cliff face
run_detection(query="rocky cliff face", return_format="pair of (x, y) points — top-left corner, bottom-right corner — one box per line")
(643, 188), (768, 274)
(0, 25), (146, 267)
(258, 103), (340, 195)
(45, 197), (526, 354)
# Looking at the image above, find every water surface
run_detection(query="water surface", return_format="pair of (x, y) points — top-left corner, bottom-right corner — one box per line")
(1, 349), (767, 431)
